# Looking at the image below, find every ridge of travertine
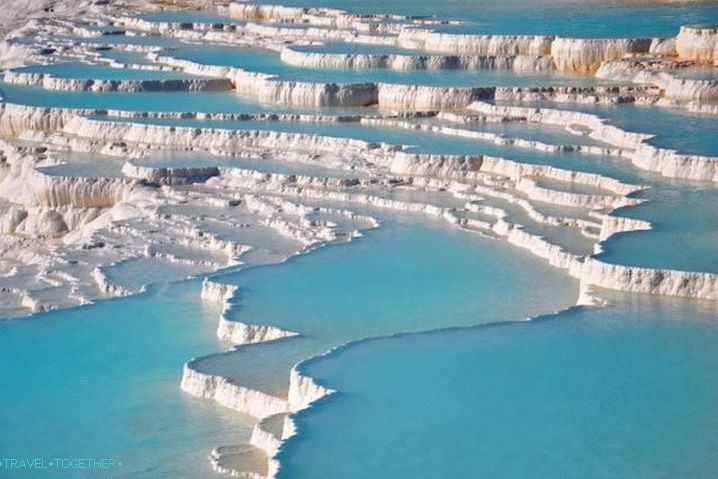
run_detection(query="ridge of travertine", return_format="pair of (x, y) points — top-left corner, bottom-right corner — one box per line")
(2, 1), (718, 478)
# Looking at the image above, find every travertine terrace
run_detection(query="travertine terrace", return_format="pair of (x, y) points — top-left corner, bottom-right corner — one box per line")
(1, 1), (718, 477)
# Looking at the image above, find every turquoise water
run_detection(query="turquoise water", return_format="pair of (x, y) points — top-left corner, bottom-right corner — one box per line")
(453, 120), (612, 148)
(0, 82), (277, 113)
(172, 45), (615, 87)
(670, 68), (718, 81)
(597, 182), (718, 274)
(138, 11), (243, 24)
(591, 106), (718, 158)
(101, 257), (210, 291)
(102, 115), (644, 183)
(79, 31), (184, 48)
(281, 292), (718, 479)
(485, 99), (718, 273)
(475, 194), (597, 256)
(38, 151), (125, 178)
(14, 62), (200, 80)
(3, 3), (718, 478)
(564, 104), (718, 158)
(291, 43), (421, 55)
(495, 100), (718, 158)
(0, 281), (255, 478)
(0, 82), (376, 115)
(0, 215), (578, 477)
(192, 216), (578, 398)
(499, 102), (718, 273)
(258, 0), (718, 37)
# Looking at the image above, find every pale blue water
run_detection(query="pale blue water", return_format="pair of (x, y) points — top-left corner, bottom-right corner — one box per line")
(6, 83), (716, 274)
(510, 102), (718, 271)
(453, 120), (612, 148)
(0, 82), (277, 113)
(597, 183), (718, 274)
(588, 105), (718, 158)
(257, 0), (718, 37)
(100, 115), (644, 183)
(138, 11), (243, 24)
(494, 100), (718, 158)
(0, 281), (255, 478)
(588, 105), (718, 159)
(37, 151), (125, 178)
(0, 216), (577, 478)
(488, 99), (718, 273)
(291, 43), (422, 55)
(281, 292), (718, 479)
(0, 82), (373, 115)
(670, 68), (718, 81)
(474, 194), (596, 256)
(89, 111), (673, 261)
(14, 62), (200, 80)
(192, 215), (578, 398)
(101, 257), (210, 291)
(172, 44), (617, 87)
(3, 3), (718, 478)
(79, 31), (184, 48)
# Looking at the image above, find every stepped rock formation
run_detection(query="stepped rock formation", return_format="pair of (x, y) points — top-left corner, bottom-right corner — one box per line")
(1, 1), (718, 478)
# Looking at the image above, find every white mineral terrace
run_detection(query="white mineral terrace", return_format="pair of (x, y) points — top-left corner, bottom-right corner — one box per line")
(1, 1), (717, 478)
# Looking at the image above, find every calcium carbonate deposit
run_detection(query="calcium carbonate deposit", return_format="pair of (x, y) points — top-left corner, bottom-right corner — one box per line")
(1, 1), (717, 478)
